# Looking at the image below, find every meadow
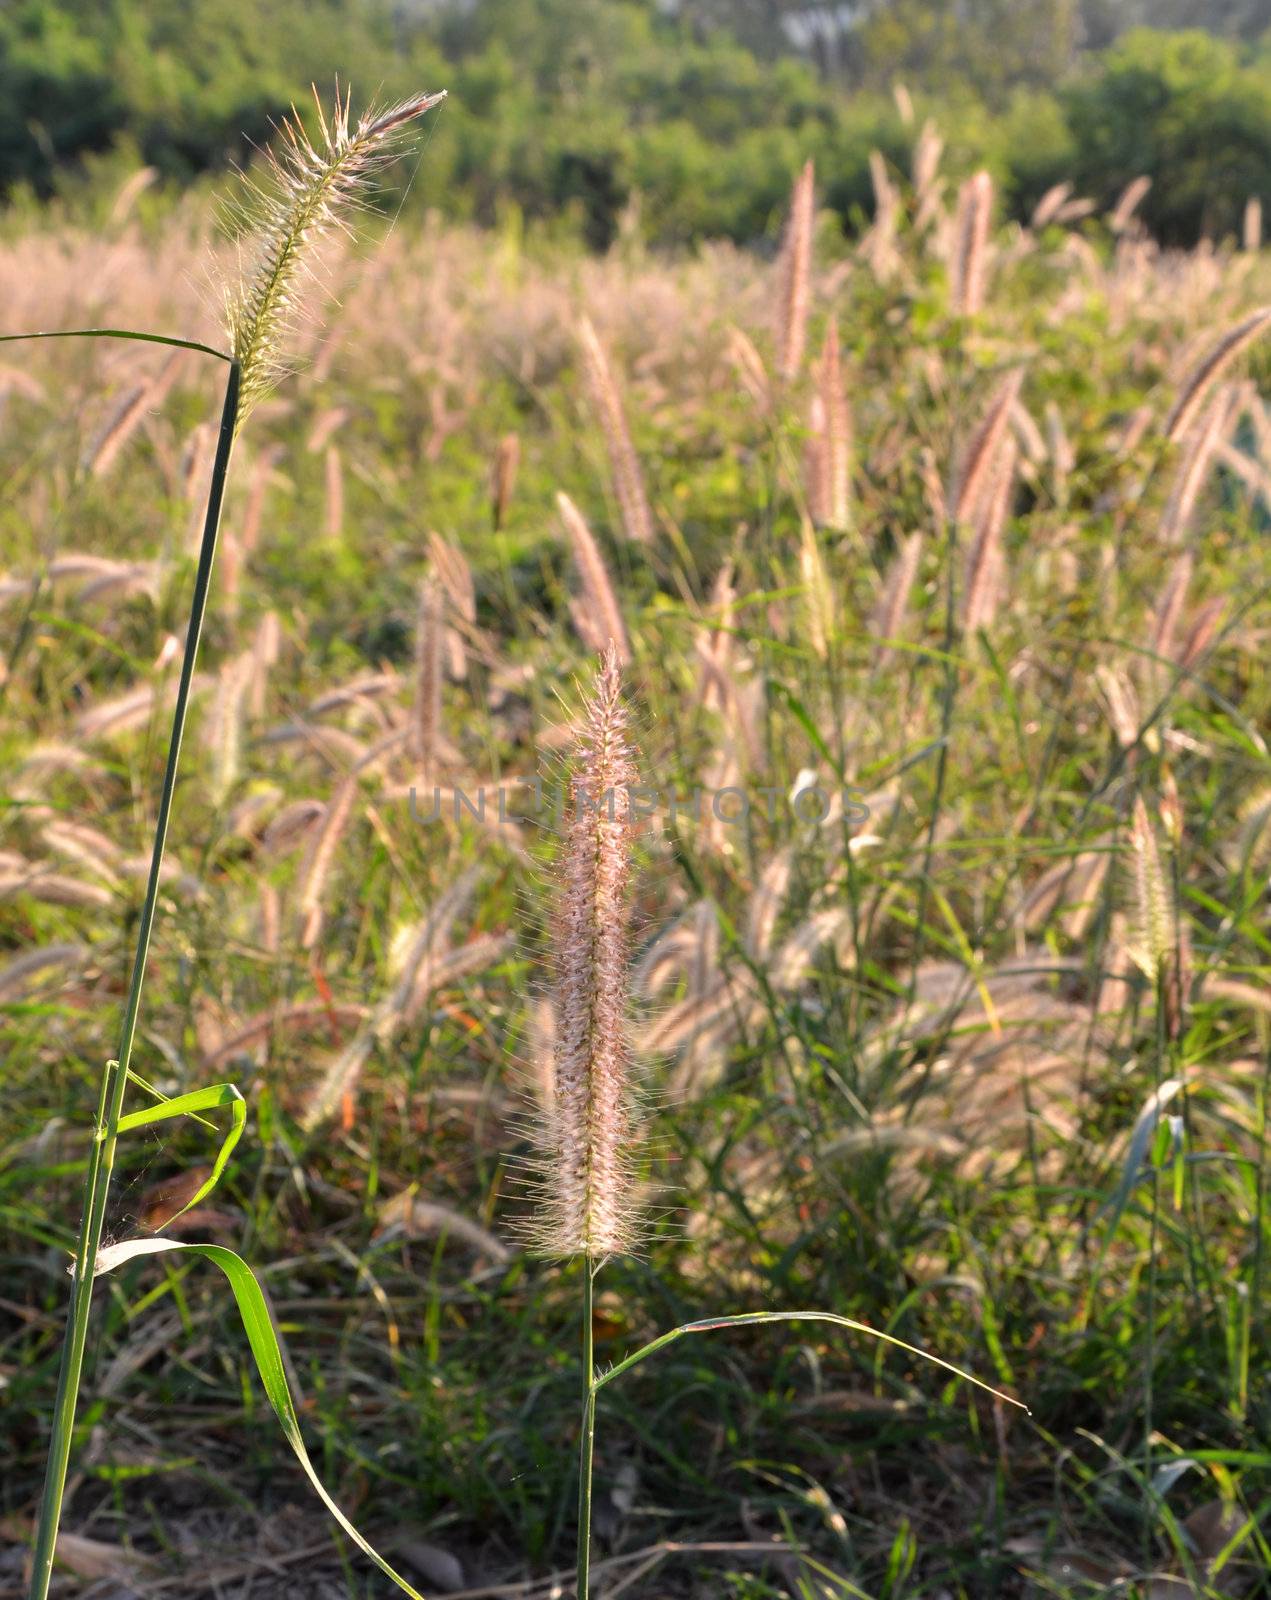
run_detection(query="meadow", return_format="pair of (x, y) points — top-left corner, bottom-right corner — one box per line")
(1, 119), (1270, 1598)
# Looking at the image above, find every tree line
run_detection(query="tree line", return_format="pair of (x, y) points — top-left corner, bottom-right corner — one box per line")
(2, 0), (1268, 247)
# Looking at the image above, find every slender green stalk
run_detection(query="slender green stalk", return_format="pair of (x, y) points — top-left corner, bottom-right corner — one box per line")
(1141, 966), (1166, 1580)
(28, 360), (241, 1600)
(1252, 1045), (1271, 1330)
(899, 502), (960, 1122)
(576, 1256), (597, 1597)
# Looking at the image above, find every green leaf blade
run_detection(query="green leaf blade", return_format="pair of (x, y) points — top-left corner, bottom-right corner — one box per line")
(91, 1239), (430, 1600)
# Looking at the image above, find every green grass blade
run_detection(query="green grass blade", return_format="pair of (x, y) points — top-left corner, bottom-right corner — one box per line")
(1093, 1075), (1185, 1241)
(115, 1081), (246, 1225)
(770, 681), (843, 778)
(591, 1309), (1027, 1409)
(90, 1239), (429, 1600)
(0, 329), (231, 360)
(115, 1080), (243, 1132)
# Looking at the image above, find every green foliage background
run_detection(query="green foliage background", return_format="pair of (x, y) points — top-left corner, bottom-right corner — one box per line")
(0, 0), (1269, 248)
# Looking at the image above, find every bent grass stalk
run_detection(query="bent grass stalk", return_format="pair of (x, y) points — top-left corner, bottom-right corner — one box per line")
(535, 652), (1025, 1595)
(23, 86), (443, 1600)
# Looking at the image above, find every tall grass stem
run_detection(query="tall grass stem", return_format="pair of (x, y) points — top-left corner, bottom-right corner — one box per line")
(577, 1256), (597, 1597)
(27, 361), (241, 1600)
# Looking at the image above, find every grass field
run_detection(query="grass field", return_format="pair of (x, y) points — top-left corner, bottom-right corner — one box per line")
(2, 138), (1271, 1598)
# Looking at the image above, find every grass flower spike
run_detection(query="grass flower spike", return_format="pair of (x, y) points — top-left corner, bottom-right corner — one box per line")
(533, 645), (641, 1260)
(1127, 795), (1172, 981)
(226, 86), (446, 420)
(539, 657), (1022, 1600)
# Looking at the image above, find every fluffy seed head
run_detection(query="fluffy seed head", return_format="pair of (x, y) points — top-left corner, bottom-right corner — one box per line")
(912, 119), (944, 199)
(1163, 306), (1271, 443)
(953, 367), (1025, 524)
(578, 317), (654, 545)
(951, 169), (993, 317)
(1110, 175), (1152, 235)
(1160, 387), (1235, 543)
(413, 575), (445, 779)
(962, 435), (1017, 633)
(224, 85), (446, 420)
(528, 647), (641, 1259)
(774, 159), (815, 383)
(1127, 795), (1173, 981)
(807, 318), (851, 529)
(558, 491), (631, 664)
(871, 531), (923, 670)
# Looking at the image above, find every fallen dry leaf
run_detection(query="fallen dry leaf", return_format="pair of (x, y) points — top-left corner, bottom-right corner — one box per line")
(0, 1516), (156, 1583)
